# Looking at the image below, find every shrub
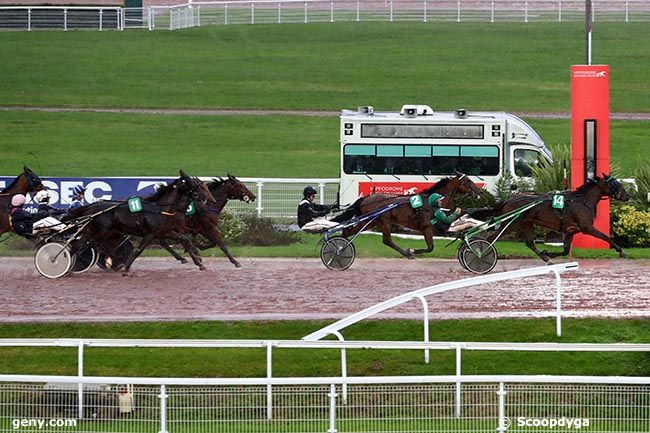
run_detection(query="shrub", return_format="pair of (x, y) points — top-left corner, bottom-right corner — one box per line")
(611, 204), (650, 247)
(530, 143), (571, 193)
(218, 211), (247, 244)
(234, 213), (301, 246)
(628, 161), (650, 210)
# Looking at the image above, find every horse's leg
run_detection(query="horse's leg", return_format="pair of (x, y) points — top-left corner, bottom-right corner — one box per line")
(378, 220), (413, 258)
(206, 227), (241, 268)
(543, 233), (574, 259)
(412, 225), (435, 254)
(580, 225), (627, 258)
(519, 223), (552, 262)
(159, 239), (188, 264)
(170, 232), (206, 270)
(120, 234), (155, 275)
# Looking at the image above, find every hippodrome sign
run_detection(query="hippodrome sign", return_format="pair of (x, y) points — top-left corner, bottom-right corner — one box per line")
(0, 176), (174, 213)
(570, 64), (610, 249)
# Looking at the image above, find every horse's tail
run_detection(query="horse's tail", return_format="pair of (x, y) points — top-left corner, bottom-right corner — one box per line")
(331, 198), (363, 223)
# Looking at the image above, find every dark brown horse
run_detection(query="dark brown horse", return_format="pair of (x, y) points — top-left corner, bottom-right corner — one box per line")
(332, 173), (484, 258)
(69, 171), (216, 275)
(472, 174), (630, 262)
(160, 175), (256, 268)
(0, 165), (45, 236)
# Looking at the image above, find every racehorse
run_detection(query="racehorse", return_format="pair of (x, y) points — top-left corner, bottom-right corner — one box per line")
(332, 173), (484, 258)
(160, 175), (256, 268)
(471, 174), (630, 262)
(69, 171), (216, 275)
(0, 166), (45, 236)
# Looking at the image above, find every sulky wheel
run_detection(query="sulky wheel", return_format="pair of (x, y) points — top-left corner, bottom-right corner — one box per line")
(461, 239), (498, 274)
(456, 243), (469, 271)
(35, 242), (74, 279)
(320, 236), (356, 271)
(71, 246), (98, 274)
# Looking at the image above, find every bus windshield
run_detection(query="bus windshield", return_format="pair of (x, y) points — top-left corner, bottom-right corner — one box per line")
(343, 144), (500, 176)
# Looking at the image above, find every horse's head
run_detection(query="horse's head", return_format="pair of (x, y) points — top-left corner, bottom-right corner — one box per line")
(602, 174), (630, 202)
(23, 166), (44, 193)
(178, 170), (217, 206)
(211, 174), (256, 203)
(454, 171), (484, 199)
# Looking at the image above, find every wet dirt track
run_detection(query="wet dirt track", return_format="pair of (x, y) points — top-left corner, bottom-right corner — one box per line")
(1, 257), (648, 323)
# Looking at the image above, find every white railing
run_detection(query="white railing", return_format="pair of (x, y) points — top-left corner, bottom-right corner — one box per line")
(149, 0), (650, 30)
(2, 1), (649, 31)
(0, 6), (123, 31)
(0, 374), (648, 432)
(226, 177), (339, 218)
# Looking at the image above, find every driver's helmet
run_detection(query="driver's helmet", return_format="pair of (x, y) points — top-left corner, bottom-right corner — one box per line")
(11, 194), (26, 207)
(303, 186), (317, 197)
(72, 186), (86, 198)
(427, 193), (444, 207)
(34, 190), (51, 204)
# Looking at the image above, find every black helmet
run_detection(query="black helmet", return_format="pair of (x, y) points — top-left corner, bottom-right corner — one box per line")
(303, 186), (317, 197)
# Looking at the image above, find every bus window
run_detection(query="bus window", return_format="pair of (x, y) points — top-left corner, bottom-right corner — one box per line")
(344, 145), (375, 174)
(513, 148), (543, 177)
(459, 146), (500, 176)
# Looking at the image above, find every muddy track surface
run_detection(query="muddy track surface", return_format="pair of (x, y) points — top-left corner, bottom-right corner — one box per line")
(1, 257), (648, 323)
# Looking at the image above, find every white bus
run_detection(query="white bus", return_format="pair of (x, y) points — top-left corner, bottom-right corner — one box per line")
(338, 104), (553, 206)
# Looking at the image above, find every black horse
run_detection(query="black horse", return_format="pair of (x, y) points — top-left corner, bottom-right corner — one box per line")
(470, 174), (630, 262)
(160, 175), (256, 268)
(69, 170), (216, 275)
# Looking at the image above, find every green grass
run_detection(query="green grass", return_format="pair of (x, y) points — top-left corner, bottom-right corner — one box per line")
(0, 319), (648, 378)
(1, 22), (649, 112)
(0, 111), (647, 178)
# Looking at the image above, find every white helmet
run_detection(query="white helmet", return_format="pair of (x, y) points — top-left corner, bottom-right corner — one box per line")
(34, 190), (51, 204)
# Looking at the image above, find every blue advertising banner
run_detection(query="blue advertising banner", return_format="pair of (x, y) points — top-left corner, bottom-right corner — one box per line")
(0, 176), (177, 214)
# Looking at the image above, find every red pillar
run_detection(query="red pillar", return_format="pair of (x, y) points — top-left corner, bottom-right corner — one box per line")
(570, 65), (610, 249)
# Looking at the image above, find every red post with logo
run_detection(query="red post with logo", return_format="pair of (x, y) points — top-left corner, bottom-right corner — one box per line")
(570, 65), (610, 249)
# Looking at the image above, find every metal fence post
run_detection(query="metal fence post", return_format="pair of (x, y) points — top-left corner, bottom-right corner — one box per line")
(356, 0), (360, 22)
(159, 384), (168, 433)
(553, 269), (562, 337)
(99, 10), (103, 30)
(224, 3), (228, 24)
(491, 1), (495, 23)
(558, 0), (562, 22)
(330, 0), (334, 22)
(64, 8), (68, 31)
(423, 0), (427, 22)
(496, 382), (507, 433)
(456, 1), (460, 22)
(77, 340), (84, 419)
(304, 1), (308, 23)
(389, 0), (393, 22)
(27, 8), (31, 30)
(327, 384), (338, 433)
(266, 341), (273, 420)
(318, 183), (326, 204)
(524, 1), (528, 22)
(256, 181), (263, 217)
(414, 294), (430, 364)
(251, 2), (255, 24)
(455, 344), (462, 418)
(278, 2), (281, 23)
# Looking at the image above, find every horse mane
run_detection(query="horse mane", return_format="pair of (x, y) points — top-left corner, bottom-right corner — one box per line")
(419, 177), (451, 196)
(570, 176), (602, 197)
(143, 181), (177, 201)
(207, 178), (228, 191)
